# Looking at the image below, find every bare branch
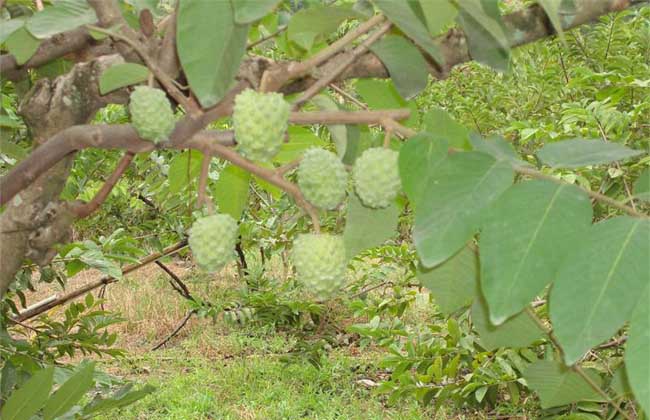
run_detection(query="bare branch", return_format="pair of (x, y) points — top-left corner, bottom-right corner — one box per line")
(151, 310), (196, 350)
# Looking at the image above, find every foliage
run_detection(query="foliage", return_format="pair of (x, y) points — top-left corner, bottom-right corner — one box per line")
(1, 0), (649, 418)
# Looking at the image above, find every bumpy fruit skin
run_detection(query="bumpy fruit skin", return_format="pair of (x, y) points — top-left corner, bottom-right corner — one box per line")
(128, 86), (175, 143)
(297, 148), (348, 210)
(352, 147), (401, 208)
(188, 213), (238, 272)
(292, 234), (347, 300)
(233, 89), (289, 161)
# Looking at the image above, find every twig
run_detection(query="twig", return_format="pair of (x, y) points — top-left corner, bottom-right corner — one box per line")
(154, 260), (193, 301)
(185, 139), (321, 233)
(197, 154), (215, 214)
(328, 83), (368, 110)
(596, 335), (628, 350)
(514, 166), (647, 219)
(292, 21), (393, 109)
(276, 158), (301, 176)
(247, 26), (287, 50)
(260, 14), (385, 92)
(73, 152), (134, 218)
(85, 24), (199, 115)
(151, 310), (196, 350)
(524, 307), (632, 420)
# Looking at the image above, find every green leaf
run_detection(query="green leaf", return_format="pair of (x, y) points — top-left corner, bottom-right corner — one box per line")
(99, 63), (150, 95)
(43, 362), (95, 420)
(212, 163), (251, 221)
(418, 244), (479, 315)
(633, 168), (650, 202)
(177, 0), (249, 107)
(472, 297), (543, 350)
(232, 0), (282, 24)
(0, 18), (25, 43)
(419, 0), (457, 35)
(469, 133), (530, 166)
(413, 151), (514, 268)
(551, 217), (650, 364)
(311, 95), (347, 158)
(398, 132), (448, 207)
(167, 150), (203, 195)
(5, 26), (41, 65)
(538, 0), (568, 45)
(626, 288), (650, 415)
(422, 107), (471, 150)
(1, 366), (54, 420)
(82, 384), (156, 415)
(344, 192), (399, 259)
(288, 5), (360, 51)
(0, 115), (23, 130)
(79, 249), (123, 279)
(373, 0), (443, 64)
(369, 35), (428, 100)
(26, 0), (97, 39)
(456, 0), (510, 72)
(523, 360), (605, 408)
(274, 126), (326, 164)
(480, 180), (592, 324)
(537, 139), (644, 169)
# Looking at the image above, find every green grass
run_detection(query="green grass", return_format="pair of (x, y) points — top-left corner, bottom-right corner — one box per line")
(94, 327), (435, 420)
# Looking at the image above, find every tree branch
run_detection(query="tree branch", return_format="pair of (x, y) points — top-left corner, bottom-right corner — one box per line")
(72, 152), (134, 218)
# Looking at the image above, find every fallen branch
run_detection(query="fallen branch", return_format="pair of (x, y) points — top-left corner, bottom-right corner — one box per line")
(13, 240), (188, 322)
(151, 310), (196, 351)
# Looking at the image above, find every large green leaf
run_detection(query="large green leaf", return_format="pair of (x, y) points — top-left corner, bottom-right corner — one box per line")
(167, 150), (203, 196)
(1, 366), (54, 420)
(0, 18), (25, 43)
(177, 0), (249, 107)
(413, 151), (514, 268)
(369, 35), (428, 100)
(232, 0), (282, 24)
(626, 289), (650, 415)
(523, 361), (605, 408)
(398, 132), (448, 207)
(6, 26), (41, 65)
(633, 167), (650, 202)
(456, 0), (510, 72)
(480, 180), (592, 324)
(26, 0), (97, 39)
(82, 384), (156, 416)
(344, 193), (399, 259)
(355, 79), (418, 127)
(537, 139), (643, 169)
(373, 0), (443, 64)
(212, 163), (251, 221)
(551, 217), (650, 364)
(419, 0), (457, 35)
(418, 244), (478, 315)
(472, 297), (543, 350)
(43, 362), (95, 420)
(99, 63), (149, 95)
(422, 107), (471, 150)
(288, 5), (360, 51)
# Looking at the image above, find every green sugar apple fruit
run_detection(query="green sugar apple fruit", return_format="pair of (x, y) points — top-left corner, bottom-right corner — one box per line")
(292, 233), (347, 300)
(352, 147), (401, 208)
(129, 86), (175, 143)
(297, 148), (348, 210)
(233, 89), (290, 161)
(188, 213), (238, 272)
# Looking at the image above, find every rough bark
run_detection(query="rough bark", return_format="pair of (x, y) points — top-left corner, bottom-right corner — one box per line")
(0, 55), (127, 297)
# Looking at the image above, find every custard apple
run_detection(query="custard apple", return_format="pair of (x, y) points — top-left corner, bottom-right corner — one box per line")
(188, 213), (238, 272)
(297, 148), (348, 210)
(128, 86), (175, 143)
(292, 233), (347, 300)
(352, 147), (401, 208)
(233, 89), (289, 161)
